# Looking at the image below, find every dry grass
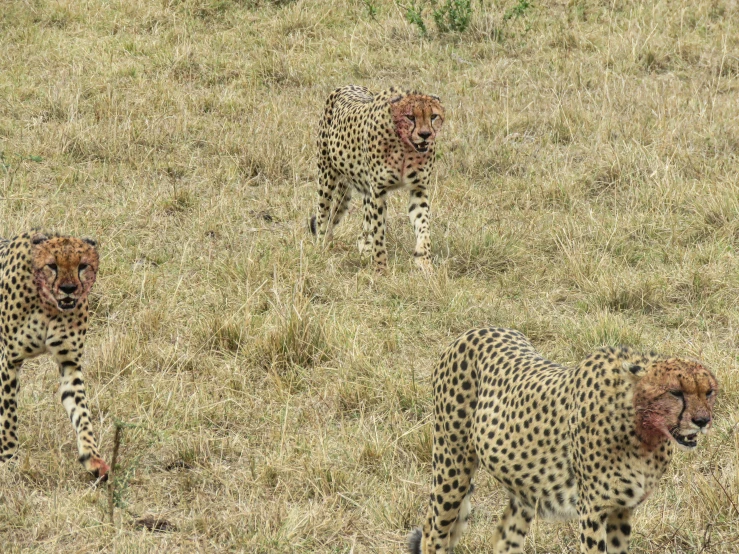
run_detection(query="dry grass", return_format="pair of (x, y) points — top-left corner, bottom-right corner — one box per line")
(0, 0), (738, 552)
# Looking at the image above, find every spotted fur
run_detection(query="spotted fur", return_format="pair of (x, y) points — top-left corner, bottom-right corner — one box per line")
(0, 231), (108, 477)
(310, 85), (444, 272)
(410, 327), (718, 553)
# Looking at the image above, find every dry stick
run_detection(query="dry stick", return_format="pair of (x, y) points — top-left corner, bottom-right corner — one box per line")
(107, 424), (123, 525)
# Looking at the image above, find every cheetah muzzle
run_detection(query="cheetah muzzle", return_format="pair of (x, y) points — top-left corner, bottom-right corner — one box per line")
(413, 141), (429, 153)
(672, 430), (698, 449)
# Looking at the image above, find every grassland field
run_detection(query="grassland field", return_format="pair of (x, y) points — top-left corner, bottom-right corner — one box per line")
(1, 0), (739, 552)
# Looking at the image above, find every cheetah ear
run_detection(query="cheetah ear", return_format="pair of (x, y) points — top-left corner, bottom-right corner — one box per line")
(430, 94), (441, 102)
(83, 238), (97, 247)
(389, 95), (404, 104)
(623, 361), (647, 378)
(31, 233), (49, 245)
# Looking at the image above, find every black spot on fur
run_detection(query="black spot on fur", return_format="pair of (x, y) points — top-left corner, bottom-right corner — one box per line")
(309, 215), (317, 235)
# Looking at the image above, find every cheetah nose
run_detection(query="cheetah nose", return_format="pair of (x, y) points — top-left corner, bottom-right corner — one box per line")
(418, 131), (432, 140)
(692, 416), (711, 428)
(60, 284), (77, 294)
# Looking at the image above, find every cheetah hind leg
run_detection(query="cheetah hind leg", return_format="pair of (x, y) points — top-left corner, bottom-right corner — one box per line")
(357, 195), (373, 257)
(491, 497), (534, 553)
(326, 180), (351, 245)
(406, 484), (474, 554)
(449, 483), (474, 550)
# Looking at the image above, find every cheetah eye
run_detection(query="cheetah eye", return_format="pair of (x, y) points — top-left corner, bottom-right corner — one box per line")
(47, 263), (58, 271)
(406, 115), (415, 122)
(431, 114), (440, 121)
(706, 389), (714, 398)
(79, 263), (89, 271)
(670, 390), (684, 399)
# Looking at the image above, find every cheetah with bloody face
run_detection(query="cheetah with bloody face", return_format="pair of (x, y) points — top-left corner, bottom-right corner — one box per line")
(409, 327), (718, 553)
(0, 231), (109, 477)
(310, 85), (444, 272)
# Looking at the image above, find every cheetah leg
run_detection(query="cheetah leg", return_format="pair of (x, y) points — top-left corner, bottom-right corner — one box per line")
(491, 497), (534, 553)
(417, 449), (478, 553)
(312, 163), (338, 245)
(357, 195), (373, 257)
(408, 182), (433, 273)
(0, 351), (21, 463)
(47, 335), (109, 477)
(328, 180), (352, 237)
(449, 482), (474, 550)
(578, 509), (609, 553)
(605, 509), (632, 554)
(368, 190), (388, 271)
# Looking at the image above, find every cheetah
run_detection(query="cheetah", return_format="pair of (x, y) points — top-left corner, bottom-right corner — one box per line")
(0, 231), (109, 477)
(310, 85), (445, 272)
(409, 327), (718, 553)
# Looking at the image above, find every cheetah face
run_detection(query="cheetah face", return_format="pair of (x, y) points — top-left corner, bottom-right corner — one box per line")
(390, 94), (445, 154)
(32, 234), (99, 312)
(632, 359), (718, 451)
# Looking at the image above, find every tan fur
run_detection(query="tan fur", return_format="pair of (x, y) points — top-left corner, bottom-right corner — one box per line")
(409, 328), (718, 554)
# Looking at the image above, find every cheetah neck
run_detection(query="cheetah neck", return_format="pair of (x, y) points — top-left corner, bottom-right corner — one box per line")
(383, 143), (432, 186)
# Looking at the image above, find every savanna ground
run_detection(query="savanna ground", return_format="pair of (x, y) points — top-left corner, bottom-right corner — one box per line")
(0, 0), (738, 552)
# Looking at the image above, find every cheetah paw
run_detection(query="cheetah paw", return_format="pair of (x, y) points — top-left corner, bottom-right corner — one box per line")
(357, 237), (372, 257)
(414, 257), (434, 274)
(84, 455), (110, 479)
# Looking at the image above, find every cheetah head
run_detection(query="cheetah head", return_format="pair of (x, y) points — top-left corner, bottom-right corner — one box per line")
(631, 358), (718, 451)
(390, 93), (445, 154)
(31, 234), (99, 312)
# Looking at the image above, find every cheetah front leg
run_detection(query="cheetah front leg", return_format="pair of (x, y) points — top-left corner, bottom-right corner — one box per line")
(605, 509), (632, 554)
(408, 181), (433, 273)
(0, 348), (21, 463)
(47, 328), (109, 477)
(578, 509), (609, 553)
(367, 189), (389, 271)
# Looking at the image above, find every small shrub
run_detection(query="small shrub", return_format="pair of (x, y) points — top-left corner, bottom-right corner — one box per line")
(404, 0), (473, 35)
(432, 0), (472, 33)
(406, 1), (428, 35)
(503, 0), (532, 21)
(363, 0), (379, 19)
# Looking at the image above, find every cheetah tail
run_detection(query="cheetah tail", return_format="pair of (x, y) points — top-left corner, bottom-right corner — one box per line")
(407, 528), (422, 554)
(309, 215), (317, 235)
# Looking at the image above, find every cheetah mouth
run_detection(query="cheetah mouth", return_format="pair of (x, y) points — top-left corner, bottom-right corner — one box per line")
(671, 430), (698, 449)
(57, 297), (77, 310)
(413, 141), (429, 153)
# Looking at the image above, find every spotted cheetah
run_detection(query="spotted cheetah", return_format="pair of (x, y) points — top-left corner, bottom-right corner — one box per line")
(409, 327), (718, 553)
(310, 85), (444, 272)
(0, 231), (109, 477)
